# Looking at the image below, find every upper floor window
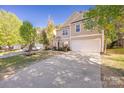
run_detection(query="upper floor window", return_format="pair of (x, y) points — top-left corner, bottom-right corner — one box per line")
(63, 29), (68, 35)
(76, 24), (81, 32)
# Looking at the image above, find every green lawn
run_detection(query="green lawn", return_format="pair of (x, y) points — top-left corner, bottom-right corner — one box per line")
(0, 50), (17, 55)
(107, 48), (124, 54)
(0, 50), (62, 80)
(102, 48), (124, 87)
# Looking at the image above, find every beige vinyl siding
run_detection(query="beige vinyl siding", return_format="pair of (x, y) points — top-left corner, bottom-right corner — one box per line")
(56, 30), (62, 37)
(71, 21), (99, 36)
(61, 26), (70, 39)
(54, 11), (104, 52)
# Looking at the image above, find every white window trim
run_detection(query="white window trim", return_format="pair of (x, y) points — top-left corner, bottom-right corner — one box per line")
(63, 28), (69, 36)
(62, 29), (65, 35)
(75, 23), (81, 32)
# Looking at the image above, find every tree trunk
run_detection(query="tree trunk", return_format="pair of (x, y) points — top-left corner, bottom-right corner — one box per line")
(58, 41), (60, 50)
(45, 45), (47, 50)
(103, 30), (107, 54)
(104, 39), (107, 54)
(28, 43), (33, 52)
(25, 43), (33, 56)
(8, 45), (13, 51)
(64, 47), (68, 52)
(44, 44), (48, 50)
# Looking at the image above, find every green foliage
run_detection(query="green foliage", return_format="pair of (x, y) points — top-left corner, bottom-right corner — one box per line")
(0, 10), (22, 46)
(84, 5), (124, 45)
(40, 22), (55, 49)
(20, 21), (37, 52)
(46, 23), (55, 41)
(42, 30), (49, 46)
(35, 27), (43, 44)
(20, 21), (36, 45)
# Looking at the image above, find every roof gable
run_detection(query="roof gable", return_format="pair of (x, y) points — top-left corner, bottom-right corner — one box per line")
(62, 11), (84, 27)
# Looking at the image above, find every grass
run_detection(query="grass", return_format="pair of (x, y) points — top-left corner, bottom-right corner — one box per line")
(107, 48), (124, 54)
(0, 50), (63, 80)
(0, 50), (17, 55)
(101, 48), (124, 87)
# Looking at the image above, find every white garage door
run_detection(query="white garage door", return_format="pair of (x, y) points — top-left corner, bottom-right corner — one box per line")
(71, 38), (101, 52)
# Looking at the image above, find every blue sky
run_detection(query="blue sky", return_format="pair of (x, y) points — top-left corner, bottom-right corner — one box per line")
(0, 5), (94, 27)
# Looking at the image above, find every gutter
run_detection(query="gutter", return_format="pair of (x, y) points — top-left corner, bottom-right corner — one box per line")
(61, 34), (102, 40)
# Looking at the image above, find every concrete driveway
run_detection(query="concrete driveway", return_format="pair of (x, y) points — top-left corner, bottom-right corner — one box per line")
(0, 51), (102, 88)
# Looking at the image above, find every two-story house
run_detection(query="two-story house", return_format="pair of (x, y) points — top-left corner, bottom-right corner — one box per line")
(53, 11), (104, 53)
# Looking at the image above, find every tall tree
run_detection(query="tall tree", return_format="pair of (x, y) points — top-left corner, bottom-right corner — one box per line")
(42, 29), (49, 49)
(0, 10), (22, 49)
(46, 18), (55, 42)
(20, 21), (37, 52)
(83, 5), (124, 53)
(35, 27), (43, 44)
(41, 17), (55, 49)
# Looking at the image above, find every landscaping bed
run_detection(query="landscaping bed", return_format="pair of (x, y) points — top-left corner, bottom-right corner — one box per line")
(101, 48), (124, 87)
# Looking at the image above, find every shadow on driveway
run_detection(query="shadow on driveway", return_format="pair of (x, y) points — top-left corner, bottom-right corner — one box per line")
(0, 52), (102, 88)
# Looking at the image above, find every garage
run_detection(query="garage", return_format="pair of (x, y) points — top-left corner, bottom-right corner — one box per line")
(71, 37), (102, 52)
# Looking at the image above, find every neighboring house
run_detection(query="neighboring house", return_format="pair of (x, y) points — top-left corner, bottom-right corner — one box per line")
(53, 11), (104, 53)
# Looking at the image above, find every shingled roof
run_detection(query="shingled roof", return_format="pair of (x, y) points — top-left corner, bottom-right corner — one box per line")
(62, 11), (85, 27)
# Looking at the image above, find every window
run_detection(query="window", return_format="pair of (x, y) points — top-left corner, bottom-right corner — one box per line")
(63, 30), (65, 35)
(65, 30), (68, 35)
(63, 30), (66, 35)
(76, 24), (81, 32)
(63, 29), (68, 35)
